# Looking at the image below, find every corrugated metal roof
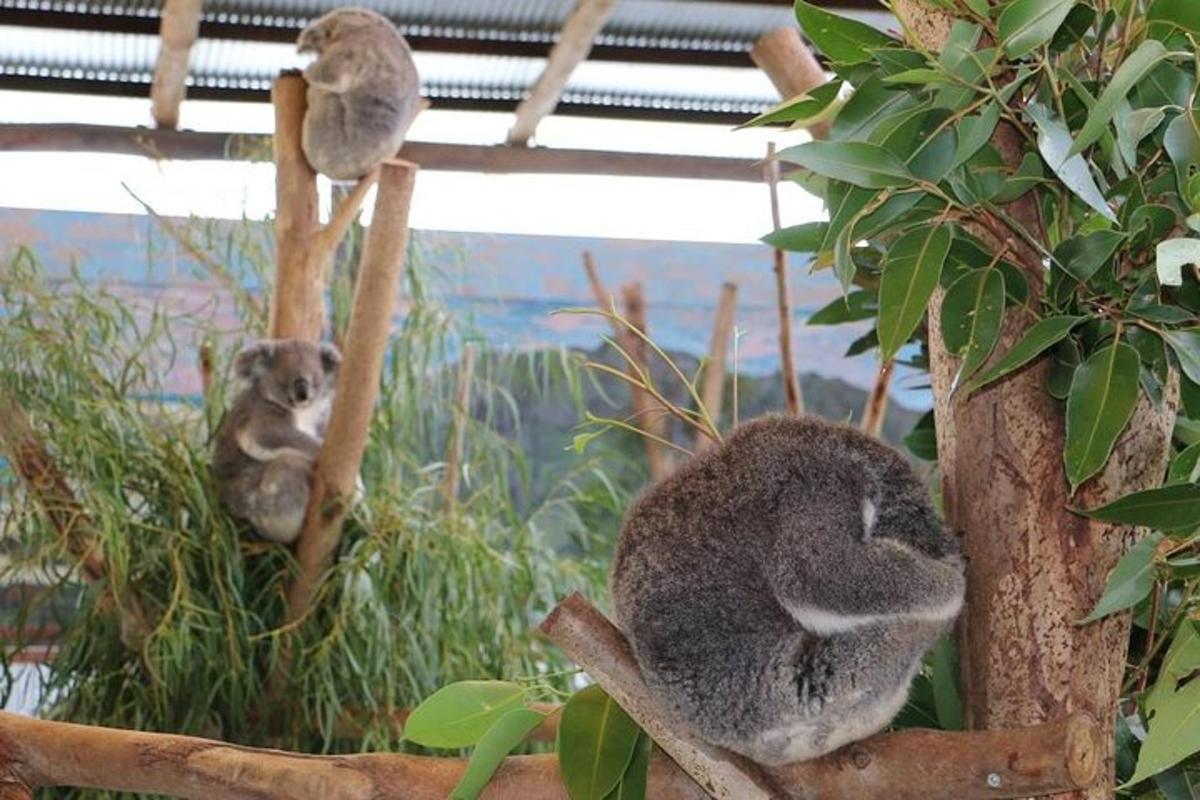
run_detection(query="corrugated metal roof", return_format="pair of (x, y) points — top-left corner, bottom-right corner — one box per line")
(0, 0), (894, 122)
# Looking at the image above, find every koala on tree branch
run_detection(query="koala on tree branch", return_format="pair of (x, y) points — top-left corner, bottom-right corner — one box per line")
(297, 8), (421, 180)
(213, 339), (340, 544)
(611, 414), (965, 766)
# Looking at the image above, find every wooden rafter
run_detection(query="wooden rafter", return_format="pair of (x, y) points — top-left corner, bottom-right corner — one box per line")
(150, 0), (203, 130)
(506, 0), (618, 146)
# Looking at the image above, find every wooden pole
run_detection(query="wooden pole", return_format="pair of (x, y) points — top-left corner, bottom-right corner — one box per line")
(440, 344), (477, 508)
(284, 160), (417, 625)
(507, 0), (617, 145)
(765, 143), (805, 416)
(890, 4), (1180, 796)
(540, 593), (1102, 800)
(694, 282), (737, 454)
(749, 27), (831, 140)
(860, 360), (893, 438)
(621, 282), (673, 482)
(150, 0), (202, 130)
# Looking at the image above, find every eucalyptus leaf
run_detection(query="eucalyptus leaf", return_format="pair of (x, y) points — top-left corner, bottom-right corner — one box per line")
(1064, 342), (1141, 491)
(1168, 441), (1200, 484)
(739, 81), (843, 129)
(878, 225), (952, 361)
(998, 0), (1077, 59)
(834, 225), (856, 292)
(1117, 106), (1167, 170)
(941, 268), (1006, 390)
(951, 102), (1001, 169)
(807, 290), (877, 325)
(763, 222), (828, 252)
(1147, 0), (1200, 40)
(1164, 112), (1200, 196)
(558, 685), (642, 800)
(794, 1), (894, 64)
(1069, 40), (1175, 157)
(604, 732), (652, 800)
(776, 141), (914, 189)
(832, 77), (923, 142)
(1157, 239), (1200, 287)
(965, 315), (1087, 395)
(404, 681), (527, 748)
(883, 68), (955, 85)
(930, 635), (963, 731)
(1054, 230), (1125, 282)
(993, 152), (1045, 203)
(1162, 329), (1200, 385)
(1028, 103), (1117, 222)
(1078, 532), (1163, 624)
(1121, 622), (1200, 787)
(1076, 483), (1200, 532)
(451, 709), (548, 800)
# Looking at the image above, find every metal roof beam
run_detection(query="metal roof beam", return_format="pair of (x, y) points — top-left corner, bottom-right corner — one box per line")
(150, 0), (202, 129)
(506, 0), (617, 146)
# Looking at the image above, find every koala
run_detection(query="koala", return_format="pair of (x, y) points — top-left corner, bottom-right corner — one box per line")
(296, 8), (421, 181)
(212, 339), (341, 544)
(611, 414), (965, 766)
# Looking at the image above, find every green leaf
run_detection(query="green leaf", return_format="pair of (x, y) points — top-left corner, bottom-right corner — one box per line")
(930, 635), (963, 731)
(1078, 532), (1163, 624)
(1157, 239), (1200, 288)
(951, 102), (1001, 169)
(1163, 329), (1200, 386)
(558, 685), (642, 800)
(1168, 441), (1200, 484)
(775, 141), (914, 189)
(941, 268), (1006, 391)
(833, 225), (857, 293)
(604, 732), (652, 800)
(762, 222), (828, 252)
(904, 411), (938, 461)
(1027, 103), (1117, 222)
(1076, 483), (1200, 532)
(882, 68), (955, 85)
(1165, 112), (1200, 198)
(831, 77), (923, 142)
(1069, 40), (1175, 157)
(807, 290), (877, 325)
(1147, 0), (1200, 40)
(1054, 230), (1126, 282)
(965, 315), (1087, 395)
(738, 81), (843, 129)
(405, 681), (527, 748)
(998, 0), (1077, 59)
(1117, 106), (1167, 170)
(794, 0), (894, 64)
(993, 151), (1045, 203)
(451, 709), (548, 800)
(878, 225), (952, 361)
(1122, 622), (1200, 787)
(1064, 343), (1141, 491)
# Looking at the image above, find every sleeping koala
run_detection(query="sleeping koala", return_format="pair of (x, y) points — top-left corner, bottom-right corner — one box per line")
(212, 339), (340, 544)
(611, 414), (964, 766)
(296, 7), (421, 180)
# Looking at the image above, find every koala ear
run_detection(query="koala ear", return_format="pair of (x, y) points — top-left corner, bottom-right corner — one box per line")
(234, 341), (275, 380)
(319, 343), (342, 375)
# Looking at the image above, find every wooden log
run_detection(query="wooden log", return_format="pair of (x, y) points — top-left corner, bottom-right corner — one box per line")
(540, 593), (1102, 800)
(621, 282), (673, 482)
(694, 282), (737, 454)
(0, 124), (766, 182)
(860, 360), (893, 438)
(269, 72), (321, 342)
(750, 27), (830, 139)
(439, 344), (477, 508)
(0, 764), (31, 800)
(150, 0), (202, 130)
(765, 143), (805, 416)
(284, 160), (417, 624)
(507, 0), (618, 146)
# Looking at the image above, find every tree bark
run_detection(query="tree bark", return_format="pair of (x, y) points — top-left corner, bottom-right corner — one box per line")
(893, 3), (1181, 797)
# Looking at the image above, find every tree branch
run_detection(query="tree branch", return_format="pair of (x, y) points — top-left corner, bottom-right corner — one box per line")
(694, 282), (737, 454)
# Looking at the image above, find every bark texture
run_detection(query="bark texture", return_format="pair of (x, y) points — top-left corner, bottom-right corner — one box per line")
(893, 2), (1181, 797)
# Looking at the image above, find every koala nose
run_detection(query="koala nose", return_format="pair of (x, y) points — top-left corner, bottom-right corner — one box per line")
(292, 378), (311, 403)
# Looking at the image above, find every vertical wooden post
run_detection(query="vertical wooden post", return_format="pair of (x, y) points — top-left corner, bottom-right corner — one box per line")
(695, 282), (737, 454)
(750, 27), (831, 139)
(270, 73), (322, 342)
(621, 282), (673, 482)
(440, 345), (477, 508)
(765, 143), (805, 416)
(150, 0), (202, 130)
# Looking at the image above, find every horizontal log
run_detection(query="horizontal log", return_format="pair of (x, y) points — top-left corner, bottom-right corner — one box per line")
(0, 123), (763, 182)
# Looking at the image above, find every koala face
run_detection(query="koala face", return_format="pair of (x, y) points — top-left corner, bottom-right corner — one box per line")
(234, 340), (341, 411)
(297, 8), (392, 52)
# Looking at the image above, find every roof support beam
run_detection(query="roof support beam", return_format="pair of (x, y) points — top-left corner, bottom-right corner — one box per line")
(506, 0), (617, 146)
(150, 0), (203, 129)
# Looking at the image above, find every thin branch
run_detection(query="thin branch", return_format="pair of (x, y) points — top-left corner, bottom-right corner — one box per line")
(694, 282), (737, 454)
(765, 142), (805, 416)
(861, 361), (895, 438)
(439, 345), (477, 509)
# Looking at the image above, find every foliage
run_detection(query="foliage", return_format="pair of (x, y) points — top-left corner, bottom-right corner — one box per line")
(749, 0), (1200, 791)
(0, 238), (626, 797)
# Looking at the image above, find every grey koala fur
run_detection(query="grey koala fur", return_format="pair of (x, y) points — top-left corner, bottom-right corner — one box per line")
(611, 414), (965, 766)
(212, 339), (341, 544)
(297, 8), (420, 181)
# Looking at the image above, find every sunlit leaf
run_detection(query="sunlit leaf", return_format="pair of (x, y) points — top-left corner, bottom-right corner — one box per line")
(1069, 40), (1177, 157)
(794, 0), (894, 64)
(1122, 622), (1200, 787)
(558, 685), (642, 800)
(965, 315), (1086, 395)
(1157, 239), (1200, 287)
(775, 141), (914, 189)
(878, 225), (952, 361)
(998, 0), (1076, 59)
(1078, 532), (1162, 624)
(405, 681), (527, 748)
(738, 81), (843, 129)
(1064, 343), (1140, 491)
(451, 709), (548, 800)
(1027, 103), (1117, 221)
(1076, 483), (1200, 532)
(762, 222), (828, 252)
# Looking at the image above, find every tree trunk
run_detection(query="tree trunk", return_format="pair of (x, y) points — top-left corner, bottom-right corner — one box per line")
(894, 2), (1181, 797)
